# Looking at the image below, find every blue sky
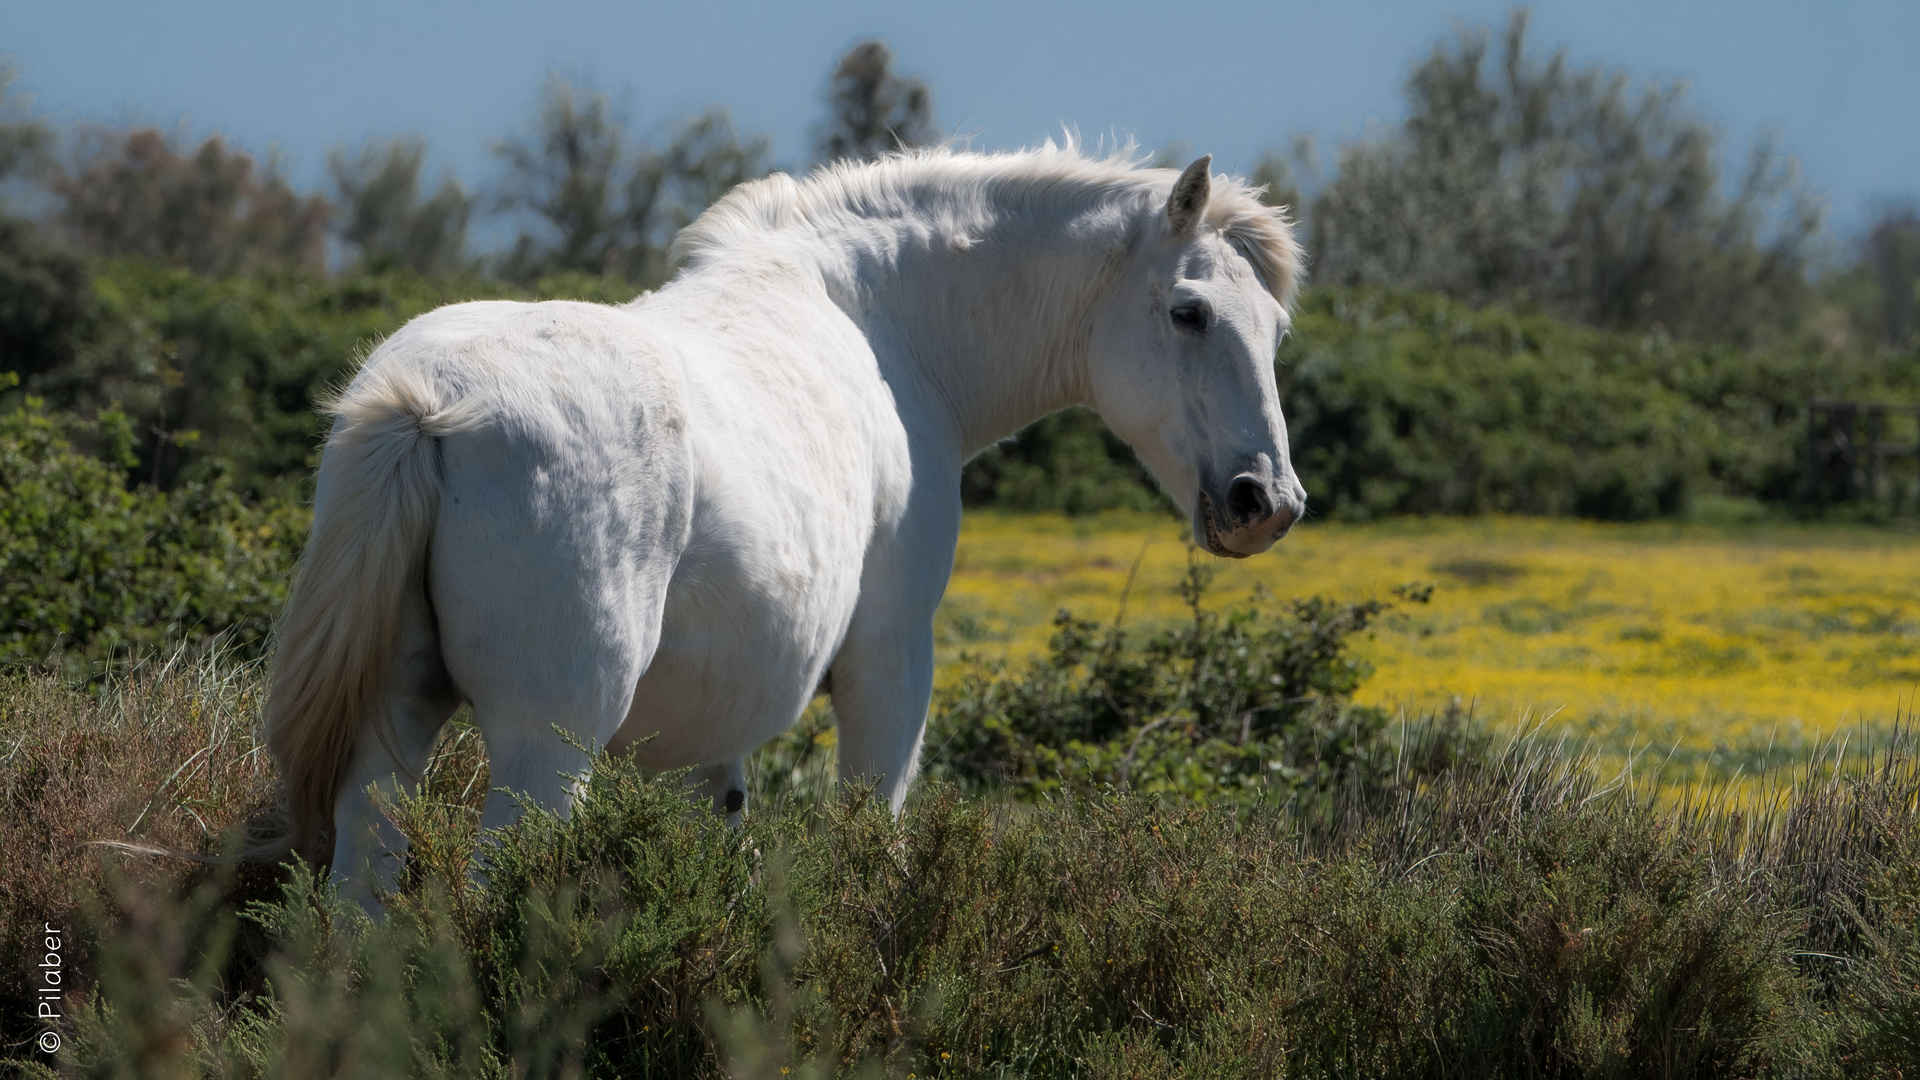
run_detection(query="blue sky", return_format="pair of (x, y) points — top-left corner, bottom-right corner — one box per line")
(3, 0), (1913, 239)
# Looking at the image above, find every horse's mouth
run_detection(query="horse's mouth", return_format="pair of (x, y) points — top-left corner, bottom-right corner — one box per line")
(1194, 491), (1252, 560)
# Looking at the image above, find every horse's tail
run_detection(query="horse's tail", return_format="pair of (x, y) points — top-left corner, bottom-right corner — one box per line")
(262, 360), (487, 867)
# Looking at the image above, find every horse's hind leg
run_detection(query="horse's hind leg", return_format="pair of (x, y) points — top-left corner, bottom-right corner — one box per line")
(462, 625), (655, 839)
(691, 759), (748, 825)
(430, 543), (666, 842)
(331, 588), (462, 914)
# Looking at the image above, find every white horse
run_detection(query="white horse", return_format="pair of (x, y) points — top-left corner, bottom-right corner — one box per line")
(265, 146), (1306, 909)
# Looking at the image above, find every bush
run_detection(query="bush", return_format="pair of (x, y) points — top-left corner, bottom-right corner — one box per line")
(0, 393), (306, 673)
(21, 678), (1920, 1075)
(11, 613), (1920, 1075)
(959, 406), (1168, 516)
(923, 551), (1416, 803)
(7, 261), (644, 496)
(1278, 289), (1920, 519)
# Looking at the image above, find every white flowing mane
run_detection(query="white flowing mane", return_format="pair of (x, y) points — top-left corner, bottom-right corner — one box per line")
(671, 143), (1304, 308)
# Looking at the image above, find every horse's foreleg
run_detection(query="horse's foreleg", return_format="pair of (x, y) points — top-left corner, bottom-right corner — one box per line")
(829, 487), (958, 815)
(829, 621), (936, 814)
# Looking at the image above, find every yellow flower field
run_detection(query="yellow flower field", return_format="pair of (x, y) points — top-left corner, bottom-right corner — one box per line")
(940, 511), (1920, 776)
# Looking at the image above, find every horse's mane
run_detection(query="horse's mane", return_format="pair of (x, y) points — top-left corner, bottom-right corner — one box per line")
(671, 142), (1303, 308)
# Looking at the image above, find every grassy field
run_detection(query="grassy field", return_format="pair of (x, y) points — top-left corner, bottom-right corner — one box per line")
(941, 511), (1920, 778)
(6, 650), (1919, 1077)
(7, 512), (1920, 1076)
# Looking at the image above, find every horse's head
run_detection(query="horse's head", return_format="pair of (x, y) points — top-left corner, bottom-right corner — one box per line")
(1090, 155), (1307, 558)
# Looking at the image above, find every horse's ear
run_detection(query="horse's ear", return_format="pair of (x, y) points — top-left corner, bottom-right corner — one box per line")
(1166, 154), (1213, 236)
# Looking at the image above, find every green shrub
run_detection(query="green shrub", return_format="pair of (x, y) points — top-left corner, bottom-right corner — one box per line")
(0, 391), (306, 673)
(15, 635), (1920, 1076)
(9, 262), (644, 497)
(1279, 289), (1920, 520)
(923, 552), (1419, 803)
(959, 406), (1168, 516)
(28, 717), (1902, 1079)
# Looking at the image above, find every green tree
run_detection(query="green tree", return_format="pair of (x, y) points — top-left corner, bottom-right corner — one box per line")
(0, 60), (50, 189)
(1295, 9), (1821, 344)
(1865, 204), (1920, 349)
(813, 40), (936, 164)
(492, 77), (770, 283)
(492, 76), (631, 279)
(329, 136), (474, 275)
(53, 127), (330, 277)
(0, 215), (95, 385)
(0, 65), (94, 387)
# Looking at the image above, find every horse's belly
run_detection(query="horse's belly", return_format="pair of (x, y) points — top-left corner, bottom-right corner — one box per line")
(614, 657), (811, 768)
(610, 550), (858, 769)
(609, 313), (900, 769)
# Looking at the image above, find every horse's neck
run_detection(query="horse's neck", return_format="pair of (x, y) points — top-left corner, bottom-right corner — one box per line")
(827, 215), (1125, 459)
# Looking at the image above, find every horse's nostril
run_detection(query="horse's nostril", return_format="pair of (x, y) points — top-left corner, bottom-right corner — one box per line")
(1226, 476), (1274, 523)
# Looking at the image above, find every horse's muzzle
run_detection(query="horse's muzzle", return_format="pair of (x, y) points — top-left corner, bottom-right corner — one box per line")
(1195, 472), (1304, 558)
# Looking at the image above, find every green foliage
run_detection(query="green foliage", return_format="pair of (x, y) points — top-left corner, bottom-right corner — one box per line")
(1290, 9), (1821, 345)
(53, 128), (331, 277)
(924, 552), (1409, 802)
(813, 40), (937, 165)
(958, 406), (1167, 515)
(19, 262), (442, 493)
(28, 697), (1920, 1076)
(330, 137), (477, 277)
(0, 395), (306, 673)
(1278, 289), (1920, 520)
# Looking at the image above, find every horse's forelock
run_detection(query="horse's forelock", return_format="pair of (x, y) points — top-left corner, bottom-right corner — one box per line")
(1213, 197), (1305, 311)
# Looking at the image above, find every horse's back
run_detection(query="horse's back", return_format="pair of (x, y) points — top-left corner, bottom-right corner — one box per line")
(366, 299), (689, 435)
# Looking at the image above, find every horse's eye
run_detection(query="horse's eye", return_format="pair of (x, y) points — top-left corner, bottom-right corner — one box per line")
(1170, 304), (1208, 333)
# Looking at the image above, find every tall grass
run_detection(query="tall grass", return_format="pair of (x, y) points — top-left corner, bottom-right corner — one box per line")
(3, 645), (1918, 1075)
